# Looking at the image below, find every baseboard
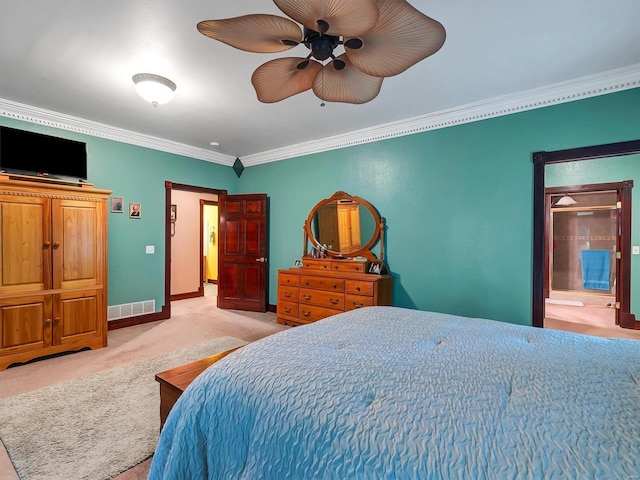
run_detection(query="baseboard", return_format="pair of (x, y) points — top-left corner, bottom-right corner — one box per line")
(170, 287), (204, 301)
(268, 304), (276, 313)
(108, 306), (170, 330)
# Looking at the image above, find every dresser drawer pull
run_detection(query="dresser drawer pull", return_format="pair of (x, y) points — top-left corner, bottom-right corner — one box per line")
(353, 302), (364, 308)
(332, 283), (337, 289)
(323, 265), (328, 269)
(303, 294), (312, 301)
(355, 266), (361, 271)
(304, 280), (310, 286)
(284, 307), (292, 313)
(302, 310), (311, 317)
(330, 298), (339, 305)
(284, 292), (292, 298)
(356, 286), (361, 291)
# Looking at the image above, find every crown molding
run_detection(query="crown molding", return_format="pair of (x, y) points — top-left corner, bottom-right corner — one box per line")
(2, 64), (638, 168)
(0, 99), (236, 166)
(242, 64), (640, 166)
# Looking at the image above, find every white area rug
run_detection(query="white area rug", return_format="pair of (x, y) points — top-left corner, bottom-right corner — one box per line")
(0, 336), (246, 480)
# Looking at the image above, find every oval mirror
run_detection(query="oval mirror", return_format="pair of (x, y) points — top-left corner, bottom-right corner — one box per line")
(305, 191), (382, 260)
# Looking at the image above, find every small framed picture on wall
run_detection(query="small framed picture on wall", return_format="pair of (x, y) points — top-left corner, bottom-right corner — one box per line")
(129, 203), (142, 218)
(111, 196), (124, 213)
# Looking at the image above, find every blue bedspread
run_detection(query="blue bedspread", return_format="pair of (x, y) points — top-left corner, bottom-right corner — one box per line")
(149, 307), (640, 479)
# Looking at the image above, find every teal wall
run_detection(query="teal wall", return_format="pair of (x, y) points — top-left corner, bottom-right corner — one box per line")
(546, 153), (640, 316)
(2, 88), (638, 325)
(240, 88), (640, 326)
(0, 117), (239, 311)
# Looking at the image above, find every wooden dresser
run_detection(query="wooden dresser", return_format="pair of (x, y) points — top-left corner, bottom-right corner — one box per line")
(277, 258), (393, 326)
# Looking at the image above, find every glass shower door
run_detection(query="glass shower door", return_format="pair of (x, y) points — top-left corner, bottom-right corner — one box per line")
(550, 192), (617, 295)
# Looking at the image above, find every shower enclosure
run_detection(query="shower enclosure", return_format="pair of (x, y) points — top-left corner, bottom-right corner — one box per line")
(549, 190), (617, 304)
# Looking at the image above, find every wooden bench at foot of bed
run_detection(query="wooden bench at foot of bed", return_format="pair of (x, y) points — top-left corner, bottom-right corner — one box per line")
(155, 347), (242, 429)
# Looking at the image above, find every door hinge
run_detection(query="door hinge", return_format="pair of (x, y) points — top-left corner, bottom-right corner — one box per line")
(616, 201), (622, 209)
(616, 302), (620, 309)
(616, 251), (621, 259)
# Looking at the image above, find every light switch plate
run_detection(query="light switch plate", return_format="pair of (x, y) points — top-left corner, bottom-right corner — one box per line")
(146, 245), (155, 254)
(633, 246), (640, 255)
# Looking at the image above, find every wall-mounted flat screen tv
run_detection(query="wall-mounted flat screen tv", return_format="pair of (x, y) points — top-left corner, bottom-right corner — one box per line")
(0, 126), (88, 181)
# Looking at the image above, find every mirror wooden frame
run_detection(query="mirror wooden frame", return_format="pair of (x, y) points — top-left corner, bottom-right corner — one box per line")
(532, 139), (640, 329)
(303, 191), (384, 261)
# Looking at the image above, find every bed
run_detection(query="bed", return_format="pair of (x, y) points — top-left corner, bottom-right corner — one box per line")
(149, 306), (640, 479)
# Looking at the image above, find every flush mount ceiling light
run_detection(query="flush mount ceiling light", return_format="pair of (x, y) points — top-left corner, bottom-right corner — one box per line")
(555, 194), (578, 206)
(197, 0), (445, 104)
(132, 73), (176, 107)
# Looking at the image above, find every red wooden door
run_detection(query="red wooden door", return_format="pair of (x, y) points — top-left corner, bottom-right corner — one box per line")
(217, 194), (268, 312)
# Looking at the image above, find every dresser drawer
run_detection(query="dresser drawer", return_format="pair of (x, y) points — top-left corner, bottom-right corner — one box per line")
(277, 300), (299, 318)
(332, 261), (369, 273)
(302, 259), (332, 271)
(278, 286), (299, 302)
(345, 280), (374, 296)
(300, 276), (345, 292)
(345, 294), (374, 311)
(300, 288), (345, 310)
(298, 304), (342, 323)
(279, 273), (299, 287)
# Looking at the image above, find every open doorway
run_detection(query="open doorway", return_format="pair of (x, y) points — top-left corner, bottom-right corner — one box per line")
(532, 140), (640, 332)
(545, 186), (619, 333)
(202, 200), (219, 297)
(165, 182), (226, 317)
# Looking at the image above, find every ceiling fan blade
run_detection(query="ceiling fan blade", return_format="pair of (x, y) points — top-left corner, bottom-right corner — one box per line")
(344, 0), (446, 77)
(312, 54), (383, 104)
(251, 57), (322, 103)
(197, 14), (303, 53)
(274, 0), (379, 37)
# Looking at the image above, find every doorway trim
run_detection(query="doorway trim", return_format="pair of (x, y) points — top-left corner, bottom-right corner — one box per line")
(165, 181), (227, 319)
(532, 140), (640, 328)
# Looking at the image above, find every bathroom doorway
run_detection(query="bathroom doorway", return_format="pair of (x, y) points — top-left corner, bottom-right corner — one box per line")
(545, 187), (618, 329)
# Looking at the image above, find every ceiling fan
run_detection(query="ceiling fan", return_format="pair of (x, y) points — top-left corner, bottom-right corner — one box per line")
(197, 0), (446, 105)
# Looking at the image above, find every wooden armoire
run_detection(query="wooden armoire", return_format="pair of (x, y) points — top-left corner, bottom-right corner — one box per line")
(0, 175), (111, 370)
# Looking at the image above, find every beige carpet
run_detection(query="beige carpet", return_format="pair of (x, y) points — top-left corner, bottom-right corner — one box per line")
(0, 285), (288, 480)
(0, 336), (246, 480)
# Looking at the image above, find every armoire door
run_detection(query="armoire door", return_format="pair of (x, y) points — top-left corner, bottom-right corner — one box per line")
(51, 198), (105, 290)
(0, 195), (52, 296)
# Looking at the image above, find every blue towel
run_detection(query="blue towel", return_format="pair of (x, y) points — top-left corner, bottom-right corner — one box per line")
(581, 250), (610, 290)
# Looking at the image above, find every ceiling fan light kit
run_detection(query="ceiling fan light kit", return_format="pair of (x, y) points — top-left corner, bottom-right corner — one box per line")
(197, 0), (445, 105)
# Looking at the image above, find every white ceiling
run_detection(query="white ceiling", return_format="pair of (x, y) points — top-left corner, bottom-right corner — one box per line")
(0, 1), (639, 166)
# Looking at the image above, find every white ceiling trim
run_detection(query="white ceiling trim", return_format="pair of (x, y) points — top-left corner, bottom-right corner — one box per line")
(242, 64), (640, 166)
(0, 99), (236, 166)
(1, 64), (638, 169)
